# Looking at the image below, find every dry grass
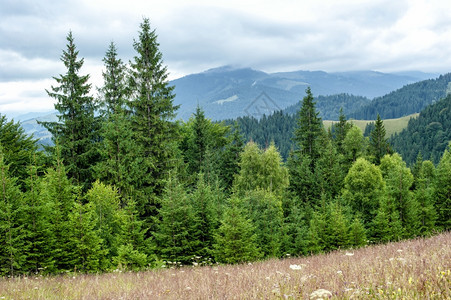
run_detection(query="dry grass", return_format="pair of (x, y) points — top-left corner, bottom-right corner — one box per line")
(324, 113), (419, 138)
(1, 232), (450, 299)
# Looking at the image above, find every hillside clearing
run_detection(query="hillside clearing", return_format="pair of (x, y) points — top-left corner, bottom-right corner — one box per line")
(324, 113), (419, 138)
(1, 231), (449, 299)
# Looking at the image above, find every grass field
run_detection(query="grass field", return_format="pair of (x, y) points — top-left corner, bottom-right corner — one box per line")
(0, 231), (449, 299)
(324, 113), (419, 138)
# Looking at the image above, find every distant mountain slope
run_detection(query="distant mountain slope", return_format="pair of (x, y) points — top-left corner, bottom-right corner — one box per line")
(390, 94), (451, 165)
(283, 93), (370, 120)
(172, 66), (435, 120)
(350, 73), (451, 120)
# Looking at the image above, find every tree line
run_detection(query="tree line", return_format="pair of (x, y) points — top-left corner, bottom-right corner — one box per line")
(0, 18), (450, 276)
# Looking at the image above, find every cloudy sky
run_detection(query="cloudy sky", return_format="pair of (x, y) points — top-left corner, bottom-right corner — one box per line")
(1, 0), (451, 116)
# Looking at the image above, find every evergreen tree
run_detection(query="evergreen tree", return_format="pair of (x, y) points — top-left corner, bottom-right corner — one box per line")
(414, 161), (437, 236)
(95, 42), (136, 199)
(85, 181), (125, 269)
(315, 138), (343, 200)
(213, 197), (261, 264)
(0, 145), (26, 276)
(128, 18), (179, 218)
(242, 189), (283, 257)
(434, 143), (451, 230)
(280, 194), (309, 256)
(348, 215), (367, 248)
(368, 114), (390, 165)
(334, 107), (352, 154)
(219, 123), (244, 191)
(306, 209), (327, 254)
(326, 201), (350, 250)
(22, 155), (54, 274)
(153, 174), (199, 264)
(293, 87), (323, 162)
(379, 154), (418, 237)
(371, 195), (404, 243)
(0, 115), (39, 188)
(39, 144), (78, 272)
(40, 32), (99, 190)
(342, 125), (367, 169)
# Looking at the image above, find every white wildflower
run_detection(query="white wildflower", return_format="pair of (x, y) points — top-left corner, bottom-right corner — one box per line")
(345, 252), (354, 256)
(397, 249), (403, 252)
(289, 264), (303, 270)
(309, 288), (332, 299)
(185, 286), (192, 291)
(337, 270), (343, 275)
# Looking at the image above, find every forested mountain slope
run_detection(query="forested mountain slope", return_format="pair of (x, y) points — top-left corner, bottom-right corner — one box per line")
(350, 73), (451, 120)
(390, 94), (451, 165)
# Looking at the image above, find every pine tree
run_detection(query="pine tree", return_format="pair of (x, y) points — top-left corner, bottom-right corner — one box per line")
(348, 215), (367, 247)
(95, 42), (137, 199)
(0, 115), (39, 188)
(334, 107), (352, 154)
(153, 174), (200, 264)
(315, 139), (344, 200)
(371, 195), (404, 242)
(293, 87), (323, 162)
(213, 197), (261, 264)
(40, 144), (78, 272)
(67, 199), (107, 272)
(414, 161), (437, 236)
(40, 32), (99, 190)
(85, 181), (125, 269)
(369, 114), (391, 165)
(0, 145), (26, 276)
(128, 18), (180, 218)
(434, 143), (451, 230)
(306, 209), (327, 254)
(326, 201), (350, 250)
(219, 123), (244, 192)
(22, 155), (54, 274)
(242, 189), (283, 257)
(379, 153), (418, 237)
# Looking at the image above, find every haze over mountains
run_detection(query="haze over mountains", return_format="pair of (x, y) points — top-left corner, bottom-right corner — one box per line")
(9, 66), (445, 144)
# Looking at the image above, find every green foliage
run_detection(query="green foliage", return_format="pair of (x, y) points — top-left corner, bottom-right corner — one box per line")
(434, 143), (451, 230)
(0, 115), (39, 188)
(40, 32), (99, 190)
(369, 114), (391, 165)
(391, 95), (451, 165)
(128, 18), (179, 218)
(0, 146), (26, 276)
(348, 215), (367, 248)
(213, 197), (261, 264)
(342, 125), (367, 169)
(342, 157), (385, 225)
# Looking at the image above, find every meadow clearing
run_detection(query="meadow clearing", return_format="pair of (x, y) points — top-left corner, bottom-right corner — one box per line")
(0, 231), (449, 299)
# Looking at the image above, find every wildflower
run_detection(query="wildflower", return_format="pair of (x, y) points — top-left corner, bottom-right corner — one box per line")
(397, 249), (403, 252)
(193, 262), (198, 267)
(185, 286), (192, 291)
(345, 252), (354, 256)
(337, 270), (343, 275)
(289, 264), (303, 270)
(266, 276), (271, 280)
(309, 289), (332, 299)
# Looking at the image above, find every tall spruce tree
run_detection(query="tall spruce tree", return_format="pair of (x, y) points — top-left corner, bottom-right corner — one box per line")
(369, 114), (390, 165)
(95, 42), (136, 198)
(0, 145), (26, 276)
(40, 32), (99, 190)
(434, 143), (451, 230)
(128, 18), (179, 218)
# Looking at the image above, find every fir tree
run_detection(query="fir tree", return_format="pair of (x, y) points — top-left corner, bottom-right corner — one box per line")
(213, 197), (261, 264)
(0, 145), (26, 276)
(348, 215), (367, 248)
(40, 32), (99, 190)
(369, 114), (391, 165)
(334, 107), (352, 155)
(434, 143), (451, 230)
(128, 18), (180, 218)
(219, 123), (244, 191)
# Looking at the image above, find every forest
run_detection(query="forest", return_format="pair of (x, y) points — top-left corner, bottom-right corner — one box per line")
(0, 18), (450, 276)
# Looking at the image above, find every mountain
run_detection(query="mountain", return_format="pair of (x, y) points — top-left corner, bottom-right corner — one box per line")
(171, 66), (437, 120)
(390, 94), (451, 165)
(350, 73), (451, 120)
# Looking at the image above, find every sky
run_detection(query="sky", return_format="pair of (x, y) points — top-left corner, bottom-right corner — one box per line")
(1, 0), (451, 116)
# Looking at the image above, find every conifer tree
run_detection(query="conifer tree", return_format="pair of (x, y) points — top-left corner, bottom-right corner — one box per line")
(348, 215), (367, 247)
(326, 201), (350, 250)
(153, 174), (200, 264)
(95, 42), (136, 198)
(242, 189), (283, 257)
(368, 114), (390, 165)
(379, 153), (418, 237)
(0, 145), (26, 276)
(342, 125), (367, 169)
(414, 161), (437, 235)
(22, 155), (54, 274)
(306, 209), (327, 254)
(40, 32), (99, 190)
(293, 87), (323, 162)
(219, 123), (244, 191)
(371, 195), (404, 242)
(39, 144), (78, 271)
(213, 197), (261, 264)
(280, 195), (309, 256)
(434, 143), (451, 230)
(315, 139), (343, 200)
(334, 108), (352, 154)
(128, 18), (180, 218)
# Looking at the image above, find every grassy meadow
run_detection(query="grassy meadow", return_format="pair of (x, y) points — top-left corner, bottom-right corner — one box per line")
(324, 113), (419, 138)
(0, 231), (449, 299)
